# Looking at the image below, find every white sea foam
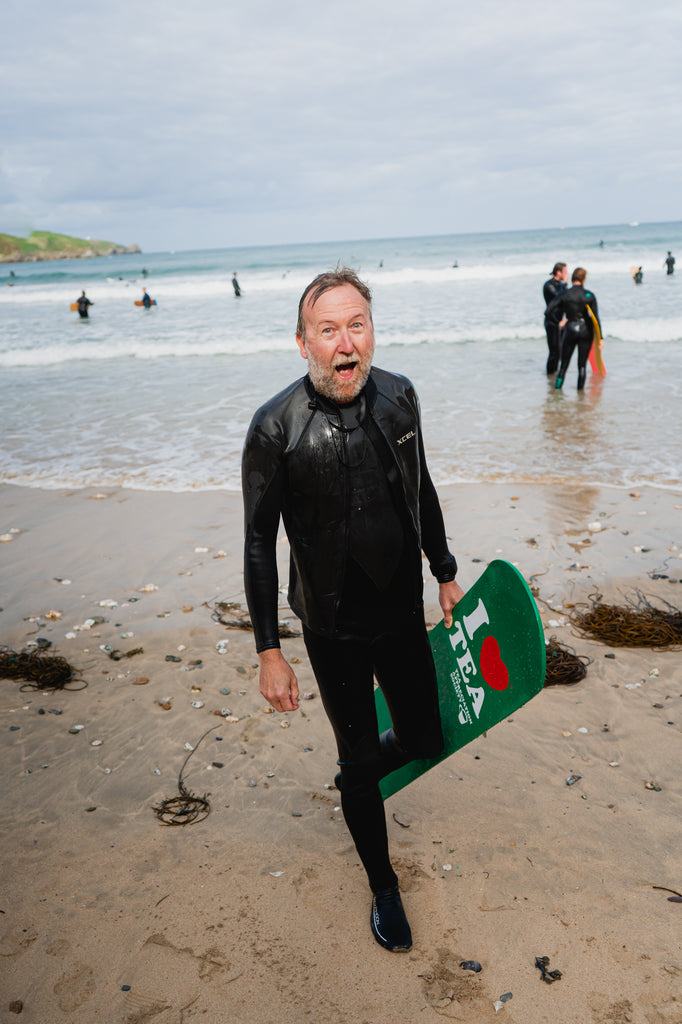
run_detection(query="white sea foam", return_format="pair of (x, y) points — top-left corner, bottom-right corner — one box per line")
(2, 222), (682, 492)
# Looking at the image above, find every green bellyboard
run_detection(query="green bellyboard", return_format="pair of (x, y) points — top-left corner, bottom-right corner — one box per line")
(375, 559), (546, 799)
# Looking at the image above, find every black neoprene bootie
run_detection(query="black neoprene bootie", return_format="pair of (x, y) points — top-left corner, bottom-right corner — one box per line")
(370, 886), (412, 951)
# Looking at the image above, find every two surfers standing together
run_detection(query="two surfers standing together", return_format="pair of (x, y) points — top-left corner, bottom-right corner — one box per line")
(542, 263), (603, 389)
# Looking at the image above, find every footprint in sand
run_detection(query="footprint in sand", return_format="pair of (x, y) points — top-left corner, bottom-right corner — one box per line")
(120, 931), (234, 1017)
(45, 938), (70, 956)
(0, 926), (38, 957)
(292, 865), (320, 896)
(53, 962), (96, 1012)
(420, 948), (486, 1019)
(391, 856), (432, 893)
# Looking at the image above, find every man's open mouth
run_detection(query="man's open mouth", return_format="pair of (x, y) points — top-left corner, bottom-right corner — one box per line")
(335, 361), (357, 380)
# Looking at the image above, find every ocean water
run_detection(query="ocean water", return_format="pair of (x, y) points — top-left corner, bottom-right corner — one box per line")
(1, 221), (681, 493)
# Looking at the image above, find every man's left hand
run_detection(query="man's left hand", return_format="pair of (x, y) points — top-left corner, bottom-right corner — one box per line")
(439, 580), (465, 629)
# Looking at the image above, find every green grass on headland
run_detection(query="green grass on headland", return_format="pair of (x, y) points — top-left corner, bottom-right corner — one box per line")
(0, 230), (141, 263)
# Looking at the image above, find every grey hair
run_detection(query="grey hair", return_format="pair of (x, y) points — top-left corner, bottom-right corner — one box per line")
(296, 266), (372, 340)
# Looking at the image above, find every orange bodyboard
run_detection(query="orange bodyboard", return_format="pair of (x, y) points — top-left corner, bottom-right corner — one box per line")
(587, 305), (606, 376)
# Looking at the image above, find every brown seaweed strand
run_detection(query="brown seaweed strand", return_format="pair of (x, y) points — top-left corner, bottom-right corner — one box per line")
(153, 726), (219, 826)
(544, 637), (589, 685)
(571, 592), (682, 650)
(0, 645), (87, 691)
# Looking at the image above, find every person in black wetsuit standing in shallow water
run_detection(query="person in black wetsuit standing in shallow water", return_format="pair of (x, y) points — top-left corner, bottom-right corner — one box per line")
(242, 268), (464, 952)
(542, 262), (568, 375)
(546, 267), (602, 391)
(76, 290), (93, 318)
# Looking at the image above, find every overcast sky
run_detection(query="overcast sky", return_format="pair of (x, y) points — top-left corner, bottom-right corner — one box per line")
(2, 0), (681, 252)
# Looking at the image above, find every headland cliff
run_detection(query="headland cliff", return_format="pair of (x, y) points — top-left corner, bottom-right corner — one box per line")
(0, 230), (141, 263)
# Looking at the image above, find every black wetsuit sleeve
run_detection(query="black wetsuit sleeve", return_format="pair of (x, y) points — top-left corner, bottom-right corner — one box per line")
(545, 292), (564, 323)
(242, 430), (285, 653)
(417, 430), (457, 583)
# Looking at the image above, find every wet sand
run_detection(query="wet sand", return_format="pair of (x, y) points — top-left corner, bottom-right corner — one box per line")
(1, 481), (681, 1023)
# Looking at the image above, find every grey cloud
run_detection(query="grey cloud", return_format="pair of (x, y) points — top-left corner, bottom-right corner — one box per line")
(2, 0), (680, 250)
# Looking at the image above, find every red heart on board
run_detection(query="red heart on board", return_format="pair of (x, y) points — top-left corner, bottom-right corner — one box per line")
(479, 635), (509, 691)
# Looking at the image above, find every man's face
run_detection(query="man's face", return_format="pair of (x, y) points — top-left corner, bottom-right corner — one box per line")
(561, 266), (569, 282)
(296, 283), (375, 404)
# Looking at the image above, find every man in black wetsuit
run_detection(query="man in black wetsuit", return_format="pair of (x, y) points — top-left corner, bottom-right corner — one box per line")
(76, 290), (93, 318)
(546, 267), (602, 391)
(664, 252), (675, 276)
(542, 262), (568, 375)
(232, 272), (241, 296)
(242, 268), (464, 952)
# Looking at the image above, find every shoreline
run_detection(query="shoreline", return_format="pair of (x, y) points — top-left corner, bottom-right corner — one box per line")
(2, 471), (681, 499)
(1, 481), (681, 1023)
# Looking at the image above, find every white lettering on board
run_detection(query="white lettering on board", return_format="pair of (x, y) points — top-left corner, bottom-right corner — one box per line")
(466, 685), (485, 719)
(462, 598), (490, 642)
(448, 597), (491, 722)
(456, 647), (477, 679)
(449, 620), (466, 653)
(451, 671), (472, 725)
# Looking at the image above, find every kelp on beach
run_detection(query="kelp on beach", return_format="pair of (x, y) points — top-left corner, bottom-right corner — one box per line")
(544, 637), (589, 685)
(211, 600), (301, 638)
(153, 727), (217, 826)
(0, 644), (86, 691)
(572, 592), (682, 650)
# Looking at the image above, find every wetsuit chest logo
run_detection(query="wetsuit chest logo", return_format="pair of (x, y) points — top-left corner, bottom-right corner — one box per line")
(396, 430), (415, 446)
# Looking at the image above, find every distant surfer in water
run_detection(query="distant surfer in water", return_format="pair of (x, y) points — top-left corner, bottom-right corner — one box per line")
(542, 262), (568, 375)
(76, 291), (93, 318)
(142, 288), (153, 309)
(546, 268), (602, 391)
(633, 267), (643, 285)
(232, 272), (241, 297)
(664, 251), (675, 275)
